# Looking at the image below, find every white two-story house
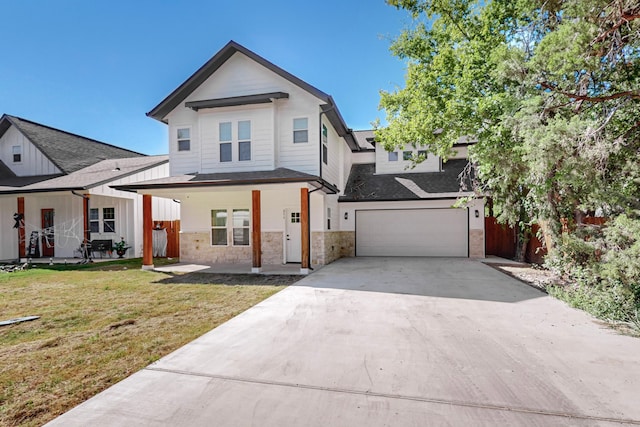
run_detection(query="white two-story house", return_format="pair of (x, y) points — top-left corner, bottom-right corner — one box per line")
(0, 114), (179, 261)
(118, 41), (484, 273)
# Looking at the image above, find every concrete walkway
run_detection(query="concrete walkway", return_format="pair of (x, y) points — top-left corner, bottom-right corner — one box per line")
(46, 258), (640, 426)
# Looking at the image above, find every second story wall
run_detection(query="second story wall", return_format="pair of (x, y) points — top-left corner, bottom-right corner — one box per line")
(165, 52), (325, 177)
(0, 125), (60, 176)
(375, 143), (441, 175)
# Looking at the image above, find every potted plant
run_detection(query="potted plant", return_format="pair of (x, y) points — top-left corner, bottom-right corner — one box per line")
(114, 238), (128, 258)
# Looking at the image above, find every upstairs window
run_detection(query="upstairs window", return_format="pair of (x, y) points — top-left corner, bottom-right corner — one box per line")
(177, 128), (190, 151)
(293, 118), (308, 143)
(403, 151), (413, 161)
(388, 152), (398, 162)
(12, 146), (22, 163)
(103, 208), (115, 233)
(238, 120), (251, 161)
(322, 124), (328, 165)
(219, 122), (232, 162)
(418, 150), (428, 159)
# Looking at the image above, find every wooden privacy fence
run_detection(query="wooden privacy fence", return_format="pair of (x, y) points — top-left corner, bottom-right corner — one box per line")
(152, 220), (180, 258)
(485, 217), (516, 259)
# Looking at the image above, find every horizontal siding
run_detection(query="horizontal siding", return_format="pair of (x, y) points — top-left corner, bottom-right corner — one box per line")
(375, 143), (440, 175)
(0, 197), (19, 260)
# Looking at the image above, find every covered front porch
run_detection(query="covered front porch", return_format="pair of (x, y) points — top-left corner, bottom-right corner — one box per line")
(119, 170), (339, 275)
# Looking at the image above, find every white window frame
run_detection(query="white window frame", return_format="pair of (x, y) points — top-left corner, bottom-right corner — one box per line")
(211, 209), (228, 246)
(237, 120), (251, 162)
(177, 127), (191, 152)
(293, 118), (308, 143)
(232, 209), (250, 246)
(388, 151), (398, 162)
(12, 145), (22, 163)
(89, 208), (100, 233)
(322, 124), (328, 165)
(219, 122), (232, 162)
(211, 208), (251, 247)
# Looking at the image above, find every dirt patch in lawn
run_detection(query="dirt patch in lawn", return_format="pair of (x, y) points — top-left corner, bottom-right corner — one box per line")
(0, 266), (295, 427)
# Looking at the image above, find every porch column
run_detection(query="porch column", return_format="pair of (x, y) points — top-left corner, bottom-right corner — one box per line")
(142, 194), (154, 270)
(83, 195), (90, 252)
(251, 190), (262, 273)
(300, 187), (310, 274)
(17, 197), (25, 259)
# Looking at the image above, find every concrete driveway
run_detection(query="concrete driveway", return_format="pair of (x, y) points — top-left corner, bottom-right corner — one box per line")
(46, 258), (640, 426)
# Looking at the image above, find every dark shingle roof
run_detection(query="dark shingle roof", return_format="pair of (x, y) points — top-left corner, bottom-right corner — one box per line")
(339, 159), (472, 202)
(0, 115), (144, 174)
(0, 156), (169, 195)
(113, 167), (338, 194)
(0, 159), (16, 180)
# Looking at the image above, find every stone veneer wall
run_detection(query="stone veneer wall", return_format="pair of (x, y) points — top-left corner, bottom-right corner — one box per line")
(261, 231), (283, 265)
(469, 229), (484, 258)
(180, 232), (251, 264)
(311, 231), (355, 265)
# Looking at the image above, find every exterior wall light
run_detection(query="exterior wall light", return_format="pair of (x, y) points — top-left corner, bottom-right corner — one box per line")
(344, 212), (348, 220)
(474, 209), (480, 218)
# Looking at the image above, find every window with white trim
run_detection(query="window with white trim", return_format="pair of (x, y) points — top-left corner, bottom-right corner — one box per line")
(293, 118), (308, 143)
(232, 209), (250, 245)
(103, 208), (115, 233)
(388, 151), (398, 162)
(177, 128), (190, 151)
(327, 207), (331, 230)
(211, 209), (228, 245)
(219, 122), (232, 162)
(12, 146), (22, 163)
(89, 208), (99, 233)
(238, 120), (251, 161)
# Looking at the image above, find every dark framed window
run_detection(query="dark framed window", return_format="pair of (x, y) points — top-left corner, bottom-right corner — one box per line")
(290, 212), (300, 223)
(418, 150), (428, 159)
(293, 118), (308, 143)
(238, 120), (251, 161)
(322, 124), (328, 165)
(177, 128), (190, 151)
(103, 208), (115, 233)
(403, 151), (413, 161)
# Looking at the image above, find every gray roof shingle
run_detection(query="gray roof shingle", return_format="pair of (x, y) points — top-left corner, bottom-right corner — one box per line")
(339, 159), (472, 202)
(0, 115), (144, 174)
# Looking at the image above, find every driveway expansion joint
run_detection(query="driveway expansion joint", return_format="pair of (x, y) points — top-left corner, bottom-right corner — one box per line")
(145, 366), (640, 426)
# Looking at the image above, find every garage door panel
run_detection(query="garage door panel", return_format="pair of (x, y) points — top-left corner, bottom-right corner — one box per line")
(356, 209), (468, 257)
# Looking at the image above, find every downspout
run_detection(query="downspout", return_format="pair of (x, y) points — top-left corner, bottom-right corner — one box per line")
(71, 191), (91, 261)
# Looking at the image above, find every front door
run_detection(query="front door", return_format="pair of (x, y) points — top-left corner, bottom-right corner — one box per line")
(41, 209), (55, 257)
(285, 209), (301, 263)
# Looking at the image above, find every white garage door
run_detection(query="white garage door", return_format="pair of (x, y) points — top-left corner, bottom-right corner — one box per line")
(356, 208), (468, 257)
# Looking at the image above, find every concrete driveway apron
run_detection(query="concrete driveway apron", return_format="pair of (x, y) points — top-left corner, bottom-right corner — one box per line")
(46, 257), (640, 426)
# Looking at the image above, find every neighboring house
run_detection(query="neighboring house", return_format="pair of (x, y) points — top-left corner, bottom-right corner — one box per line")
(0, 114), (179, 261)
(116, 40), (484, 273)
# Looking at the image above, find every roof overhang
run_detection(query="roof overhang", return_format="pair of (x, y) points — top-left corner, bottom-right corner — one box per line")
(185, 92), (289, 111)
(113, 176), (339, 194)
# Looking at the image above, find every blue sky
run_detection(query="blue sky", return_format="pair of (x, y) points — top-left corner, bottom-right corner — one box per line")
(0, 1), (410, 155)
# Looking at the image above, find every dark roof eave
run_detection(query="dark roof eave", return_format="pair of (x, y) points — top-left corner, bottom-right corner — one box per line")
(338, 195), (467, 203)
(185, 92), (289, 110)
(113, 176), (339, 194)
(0, 186), (86, 195)
(147, 41), (332, 123)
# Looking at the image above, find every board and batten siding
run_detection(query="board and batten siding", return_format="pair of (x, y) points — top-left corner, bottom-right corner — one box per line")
(0, 197), (19, 260)
(0, 125), (61, 176)
(166, 51), (324, 177)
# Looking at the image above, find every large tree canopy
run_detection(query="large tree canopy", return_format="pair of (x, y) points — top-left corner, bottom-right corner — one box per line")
(377, 0), (640, 248)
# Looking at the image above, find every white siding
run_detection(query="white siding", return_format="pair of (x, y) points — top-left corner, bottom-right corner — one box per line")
(0, 126), (61, 176)
(166, 52), (324, 176)
(375, 142), (441, 175)
(320, 117), (341, 189)
(0, 197), (19, 260)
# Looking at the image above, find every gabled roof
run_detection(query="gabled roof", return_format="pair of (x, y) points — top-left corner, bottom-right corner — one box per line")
(146, 40), (359, 151)
(339, 159), (473, 202)
(113, 167), (338, 194)
(0, 114), (144, 174)
(0, 156), (169, 195)
(0, 159), (16, 180)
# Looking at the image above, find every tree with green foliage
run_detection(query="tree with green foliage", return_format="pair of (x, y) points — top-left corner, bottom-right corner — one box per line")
(378, 0), (640, 323)
(377, 0), (640, 256)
